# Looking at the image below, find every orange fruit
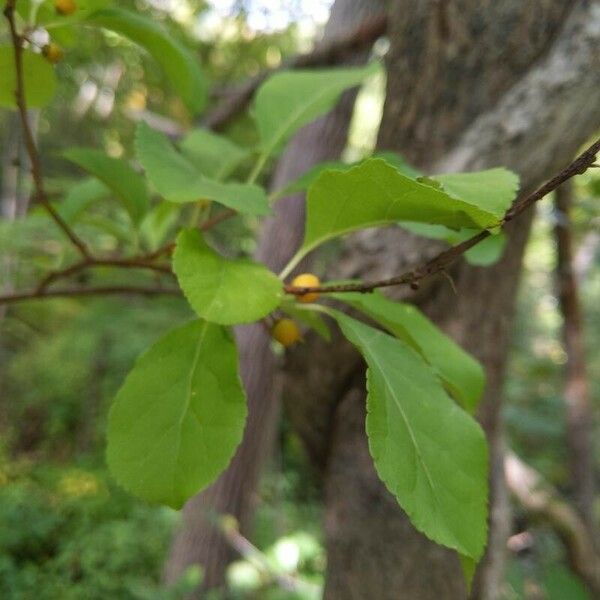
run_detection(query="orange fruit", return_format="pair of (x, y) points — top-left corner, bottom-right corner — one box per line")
(42, 43), (64, 64)
(291, 273), (321, 303)
(55, 0), (77, 15)
(271, 319), (302, 347)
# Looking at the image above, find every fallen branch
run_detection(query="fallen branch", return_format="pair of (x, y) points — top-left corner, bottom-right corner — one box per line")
(505, 452), (600, 595)
(212, 513), (320, 595)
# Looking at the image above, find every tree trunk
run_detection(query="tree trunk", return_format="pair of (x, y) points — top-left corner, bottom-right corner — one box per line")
(554, 181), (597, 537)
(281, 2), (600, 599)
(163, 0), (386, 594)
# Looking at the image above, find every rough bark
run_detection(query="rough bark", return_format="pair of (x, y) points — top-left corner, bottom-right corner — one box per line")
(554, 181), (597, 536)
(163, 0), (386, 594)
(281, 2), (600, 599)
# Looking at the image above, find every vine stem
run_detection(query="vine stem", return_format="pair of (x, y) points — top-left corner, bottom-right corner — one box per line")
(284, 135), (600, 297)
(3, 0), (91, 259)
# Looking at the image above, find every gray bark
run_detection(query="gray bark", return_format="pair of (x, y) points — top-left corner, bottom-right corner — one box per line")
(282, 2), (600, 599)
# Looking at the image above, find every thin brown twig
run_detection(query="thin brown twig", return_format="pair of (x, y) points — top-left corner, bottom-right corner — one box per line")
(36, 257), (174, 292)
(3, 0), (91, 259)
(0, 285), (180, 305)
(285, 136), (600, 297)
(203, 13), (388, 131)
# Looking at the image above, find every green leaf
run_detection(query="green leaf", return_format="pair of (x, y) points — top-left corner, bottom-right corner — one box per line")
(334, 312), (489, 560)
(272, 152), (419, 201)
(286, 159), (504, 273)
(107, 320), (247, 509)
(0, 46), (57, 109)
(463, 232), (507, 266)
(180, 129), (249, 180)
(432, 168), (520, 220)
(139, 202), (180, 252)
(333, 292), (485, 413)
(136, 123), (269, 216)
(63, 148), (150, 224)
(253, 63), (379, 157)
(86, 7), (208, 114)
(56, 178), (111, 223)
(173, 229), (283, 325)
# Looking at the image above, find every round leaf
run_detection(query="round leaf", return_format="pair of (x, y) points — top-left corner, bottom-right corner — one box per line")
(173, 229), (283, 325)
(107, 320), (247, 509)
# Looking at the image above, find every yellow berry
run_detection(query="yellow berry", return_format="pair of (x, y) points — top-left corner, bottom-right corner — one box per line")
(271, 319), (302, 347)
(54, 0), (77, 15)
(291, 273), (321, 303)
(42, 43), (64, 64)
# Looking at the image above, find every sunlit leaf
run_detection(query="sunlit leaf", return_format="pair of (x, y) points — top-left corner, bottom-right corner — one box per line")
(272, 152), (419, 201)
(253, 63), (379, 157)
(284, 159), (504, 273)
(431, 168), (520, 220)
